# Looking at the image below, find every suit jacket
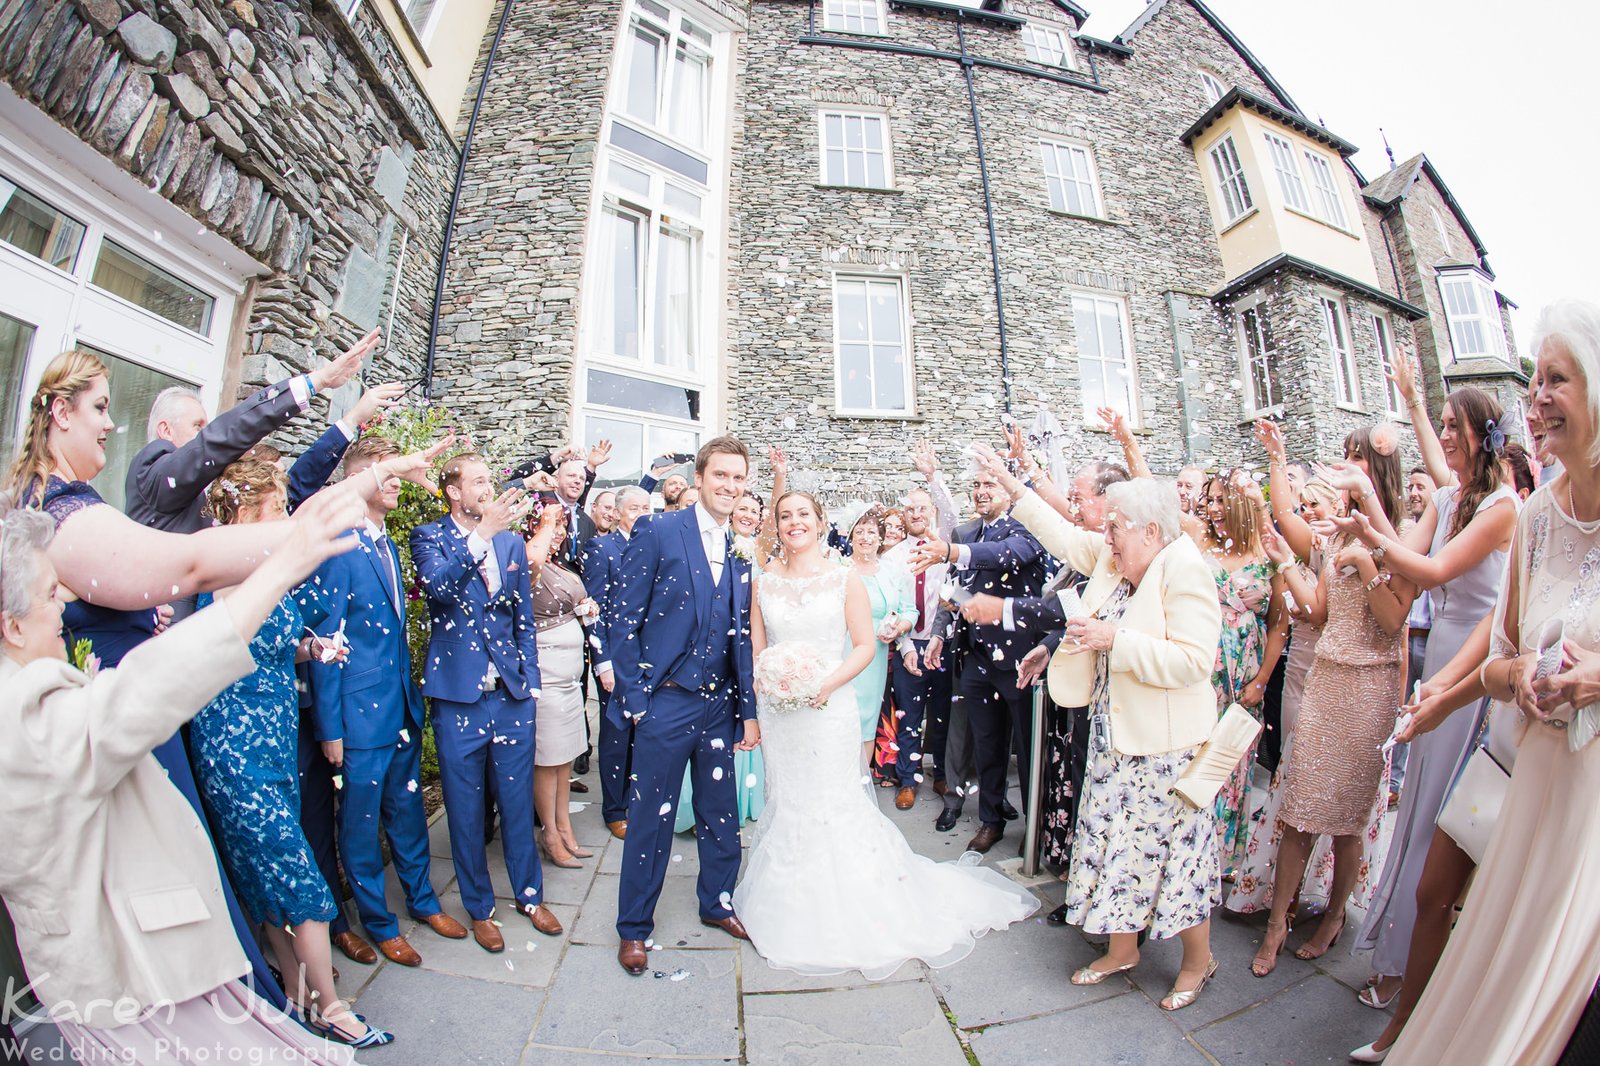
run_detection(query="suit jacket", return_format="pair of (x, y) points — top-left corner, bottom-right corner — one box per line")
(410, 517), (542, 704)
(1011, 491), (1222, 756)
(301, 528), (426, 750)
(581, 530), (626, 671)
(0, 603), (256, 1027)
(124, 378), (309, 533)
(609, 507), (756, 728)
(287, 422), (353, 512)
(561, 501), (598, 574)
(933, 513), (1048, 672)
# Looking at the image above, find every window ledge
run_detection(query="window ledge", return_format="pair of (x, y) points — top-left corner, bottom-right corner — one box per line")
(1219, 207), (1260, 235)
(1239, 405), (1284, 426)
(1046, 208), (1125, 226)
(1284, 204), (1358, 239)
(815, 183), (904, 195)
(831, 409), (923, 422)
(1335, 402), (1367, 415)
(819, 29), (893, 39)
(1083, 423), (1150, 436)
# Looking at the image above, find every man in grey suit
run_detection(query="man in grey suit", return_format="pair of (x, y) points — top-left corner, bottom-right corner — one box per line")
(124, 328), (380, 534)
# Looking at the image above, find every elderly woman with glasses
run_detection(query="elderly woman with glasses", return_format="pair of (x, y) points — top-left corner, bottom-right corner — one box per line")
(959, 447), (1224, 1011)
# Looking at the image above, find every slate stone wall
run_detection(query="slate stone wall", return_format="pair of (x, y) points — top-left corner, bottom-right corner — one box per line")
(0, 0), (460, 442)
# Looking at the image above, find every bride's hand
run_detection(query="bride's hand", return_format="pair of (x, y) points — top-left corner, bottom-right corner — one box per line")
(809, 681), (836, 708)
(735, 718), (762, 751)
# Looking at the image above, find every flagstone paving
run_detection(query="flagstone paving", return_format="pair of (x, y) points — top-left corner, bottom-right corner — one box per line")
(326, 771), (1392, 1065)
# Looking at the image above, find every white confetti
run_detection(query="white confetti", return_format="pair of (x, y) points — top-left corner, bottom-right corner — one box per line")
(659, 802), (672, 816)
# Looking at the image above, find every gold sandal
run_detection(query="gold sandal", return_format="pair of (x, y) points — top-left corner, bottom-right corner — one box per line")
(1160, 956), (1219, 1011)
(1070, 958), (1137, 986)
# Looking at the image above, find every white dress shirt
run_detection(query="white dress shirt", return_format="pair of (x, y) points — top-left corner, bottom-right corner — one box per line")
(695, 502), (729, 586)
(454, 516), (501, 597)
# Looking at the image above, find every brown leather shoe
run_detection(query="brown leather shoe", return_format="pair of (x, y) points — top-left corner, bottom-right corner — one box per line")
(932, 780), (950, 798)
(377, 935), (421, 967)
(523, 904), (563, 936)
(967, 824), (1004, 853)
(421, 912), (468, 939)
(618, 939), (648, 975)
(700, 914), (751, 941)
(607, 820), (628, 840)
(331, 930), (378, 965)
(472, 919), (504, 953)
(895, 787), (916, 811)
(569, 778), (589, 794)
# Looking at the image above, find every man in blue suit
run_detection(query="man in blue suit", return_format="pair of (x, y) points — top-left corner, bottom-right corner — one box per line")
(581, 485), (653, 839)
(610, 437), (758, 975)
(411, 452), (563, 953)
(913, 468), (1047, 854)
(304, 436), (468, 967)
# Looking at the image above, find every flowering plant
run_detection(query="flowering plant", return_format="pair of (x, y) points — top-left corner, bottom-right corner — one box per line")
(70, 638), (99, 678)
(755, 641), (826, 714)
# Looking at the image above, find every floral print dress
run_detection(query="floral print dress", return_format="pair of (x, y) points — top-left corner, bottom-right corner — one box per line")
(1208, 556), (1274, 874)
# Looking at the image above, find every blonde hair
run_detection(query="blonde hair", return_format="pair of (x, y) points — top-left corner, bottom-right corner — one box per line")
(1205, 469), (1264, 556)
(207, 459), (287, 525)
(3, 350), (108, 506)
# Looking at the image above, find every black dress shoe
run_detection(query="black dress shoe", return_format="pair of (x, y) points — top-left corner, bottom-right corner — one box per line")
(1046, 903), (1070, 926)
(1001, 799), (1020, 821)
(935, 804), (961, 832)
(574, 753), (591, 776)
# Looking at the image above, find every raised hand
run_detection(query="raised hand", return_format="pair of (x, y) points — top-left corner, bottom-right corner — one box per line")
(1311, 460), (1375, 500)
(586, 438), (613, 471)
(1386, 352), (1420, 406)
(378, 433), (456, 495)
(311, 328), (382, 393)
(1253, 418), (1287, 463)
(959, 593), (1004, 626)
(280, 485), (367, 576)
(347, 381), (406, 429)
(767, 444), (789, 477)
(1260, 523), (1293, 566)
(969, 442), (1027, 500)
(911, 439), (937, 479)
(1002, 423), (1028, 463)
(478, 487), (530, 539)
(1097, 406), (1132, 444)
(649, 456), (679, 478)
(908, 535), (950, 575)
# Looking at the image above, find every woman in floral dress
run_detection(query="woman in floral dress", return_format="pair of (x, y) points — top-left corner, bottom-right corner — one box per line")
(1201, 471), (1288, 876)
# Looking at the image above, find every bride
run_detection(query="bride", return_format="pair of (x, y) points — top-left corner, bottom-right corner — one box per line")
(733, 490), (1038, 979)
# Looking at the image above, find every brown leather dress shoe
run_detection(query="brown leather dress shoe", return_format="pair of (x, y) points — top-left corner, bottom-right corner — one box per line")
(421, 912), (469, 939)
(523, 904), (563, 936)
(569, 778), (590, 794)
(932, 780), (950, 798)
(472, 919), (504, 953)
(607, 820), (628, 840)
(618, 939), (648, 975)
(967, 824), (1004, 853)
(700, 914), (751, 941)
(895, 787), (916, 810)
(331, 930), (378, 965)
(377, 935), (421, 966)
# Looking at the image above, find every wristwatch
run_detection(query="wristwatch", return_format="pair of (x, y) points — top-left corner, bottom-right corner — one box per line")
(1370, 537), (1388, 564)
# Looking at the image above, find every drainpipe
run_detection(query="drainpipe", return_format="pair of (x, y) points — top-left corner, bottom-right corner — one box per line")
(423, 0), (517, 397)
(956, 16), (1012, 416)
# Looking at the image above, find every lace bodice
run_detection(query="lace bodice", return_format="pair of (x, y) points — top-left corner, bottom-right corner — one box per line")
(757, 566), (850, 658)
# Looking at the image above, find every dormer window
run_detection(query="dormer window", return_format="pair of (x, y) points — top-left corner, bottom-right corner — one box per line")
(1438, 268), (1508, 363)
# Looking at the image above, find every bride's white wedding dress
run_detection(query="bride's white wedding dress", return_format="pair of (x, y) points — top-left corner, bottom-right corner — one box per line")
(733, 567), (1038, 979)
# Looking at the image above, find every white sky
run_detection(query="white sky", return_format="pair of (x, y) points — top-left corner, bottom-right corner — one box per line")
(1075, 0), (1599, 356)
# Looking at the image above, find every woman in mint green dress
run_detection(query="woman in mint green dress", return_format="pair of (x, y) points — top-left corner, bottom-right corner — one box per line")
(844, 508), (915, 759)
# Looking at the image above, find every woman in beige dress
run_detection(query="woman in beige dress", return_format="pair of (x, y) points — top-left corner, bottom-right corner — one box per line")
(1388, 300), (1600, 1065)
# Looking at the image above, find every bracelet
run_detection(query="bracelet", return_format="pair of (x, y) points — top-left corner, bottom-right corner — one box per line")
(1363, 572), (1388, 592)
(1477, 658), (1496, 696)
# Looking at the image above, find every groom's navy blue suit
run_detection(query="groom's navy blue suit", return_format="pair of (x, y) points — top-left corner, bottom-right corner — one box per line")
(611, 506), (757, 941)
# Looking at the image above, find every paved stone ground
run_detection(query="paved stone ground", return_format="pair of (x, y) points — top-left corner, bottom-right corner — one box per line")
(330, 766), (1395, 1065)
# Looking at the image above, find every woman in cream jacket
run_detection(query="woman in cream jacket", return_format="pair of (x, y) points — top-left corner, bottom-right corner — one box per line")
(959, 451), (1224, 1011)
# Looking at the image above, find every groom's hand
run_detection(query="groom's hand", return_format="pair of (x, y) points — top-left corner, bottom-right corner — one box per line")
(735, 719), (761, 751)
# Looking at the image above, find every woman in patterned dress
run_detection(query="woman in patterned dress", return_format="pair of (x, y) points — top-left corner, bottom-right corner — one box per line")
(189, 459), (391, 1047)
(1250, 423), (1416, 976)
(1201, 470), (1288, 875)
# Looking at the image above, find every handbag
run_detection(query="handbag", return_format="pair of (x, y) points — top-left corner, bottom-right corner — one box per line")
(1436, 745), (1511, 865)
(1173, 702), (1263, 810)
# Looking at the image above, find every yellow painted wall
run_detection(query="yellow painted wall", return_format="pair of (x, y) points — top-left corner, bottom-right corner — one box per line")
(363, 0), (499, 135)
(1192, 108), (1378, 287)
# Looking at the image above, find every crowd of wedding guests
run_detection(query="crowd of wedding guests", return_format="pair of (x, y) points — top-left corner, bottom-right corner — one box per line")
(2, 299), (1599, 1064)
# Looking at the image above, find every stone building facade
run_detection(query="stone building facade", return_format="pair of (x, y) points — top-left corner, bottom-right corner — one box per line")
(0, 0), (468, 504)
(425, 0), (1519, 498)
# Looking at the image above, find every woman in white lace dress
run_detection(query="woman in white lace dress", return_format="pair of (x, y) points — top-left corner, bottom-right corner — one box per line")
(733, 490), (1037, 980)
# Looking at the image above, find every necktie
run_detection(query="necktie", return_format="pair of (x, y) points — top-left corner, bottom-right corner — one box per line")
(705, 525), (725, 585)
(914, 538), (927, 630)
(375, 532), (399, 609)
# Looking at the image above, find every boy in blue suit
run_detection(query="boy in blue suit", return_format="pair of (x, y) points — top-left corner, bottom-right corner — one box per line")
(305, 436), (467, 967)
(410, 452), (563, 953)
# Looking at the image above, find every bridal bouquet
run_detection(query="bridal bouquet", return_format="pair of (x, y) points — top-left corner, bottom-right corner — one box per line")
(755, 641), (825, 714)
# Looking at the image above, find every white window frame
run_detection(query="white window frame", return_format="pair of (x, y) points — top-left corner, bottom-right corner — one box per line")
(1318, 294), (1361, 408)
(1022, 23), (1075, 70)
(615, 0), (717, 155)
(832, 273), (913, 416)
(1263, 132), (1311, 214)
(818, 109), (894, 189)
(1236, 297), (1281, 416)
(823, 0), (887, 35)
(1070, 291), (1139, 427)
(1371, 312), (1405, 417)
(1302, 149), (1350, 230)
(1039, 138), (1102, 218)
(1208, 134), (1253, 224)
(1197, 69), (1226, 104)
(398, 0), (448, 44)
(1438, 268), (1508, 364)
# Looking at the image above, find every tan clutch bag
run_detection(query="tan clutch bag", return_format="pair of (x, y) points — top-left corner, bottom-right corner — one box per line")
(1172, 702), (1262, 809)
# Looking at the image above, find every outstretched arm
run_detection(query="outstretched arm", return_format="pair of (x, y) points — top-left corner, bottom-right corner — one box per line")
(1389, 354), (1452, 488)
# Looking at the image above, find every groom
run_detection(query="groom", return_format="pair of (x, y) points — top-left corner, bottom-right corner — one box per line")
(610, 435), (760, 974)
